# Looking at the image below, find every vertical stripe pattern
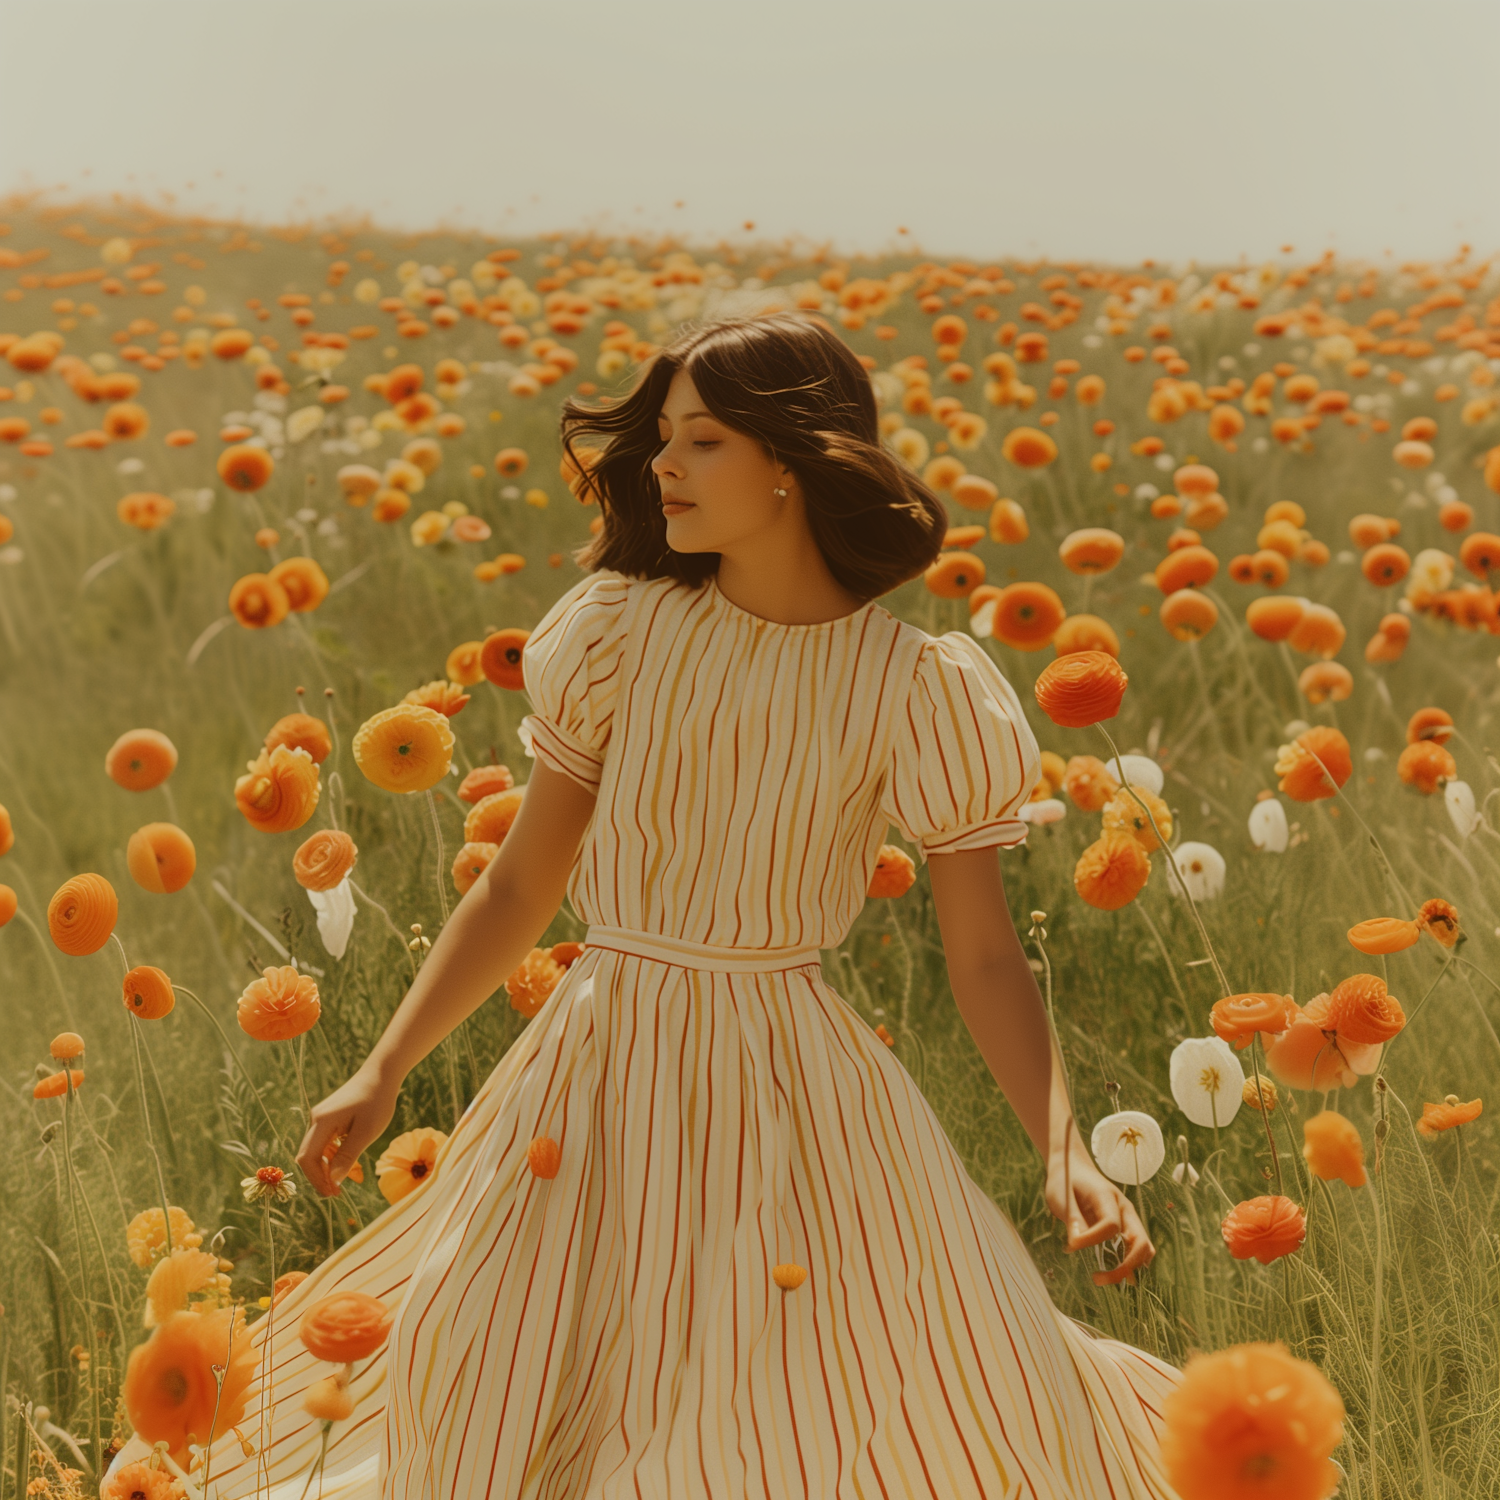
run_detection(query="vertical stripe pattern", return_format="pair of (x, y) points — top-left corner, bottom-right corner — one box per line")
(177, 569), (1182, 1500)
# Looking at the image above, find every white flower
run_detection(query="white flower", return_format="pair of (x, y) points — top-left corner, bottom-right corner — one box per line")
(970, 597), (997, 639)
(287, 406), (326, 444)
(1019, 798), (1066, 825)
(1169, 1036), (1244, 1128)
(1446, 779), (1480, 840)
(307, 876), (356, 960)
(1091, 1111), (1165, 1186)
(1170, 841), (1226, 901)
(1171, 1160), (1200, 1186)
(1103, 755), (1164, 797)
(1248, 796), (1289, 853)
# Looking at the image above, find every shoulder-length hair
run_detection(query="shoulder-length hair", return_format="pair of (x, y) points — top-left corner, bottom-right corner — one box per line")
(558, 310), (949, 601)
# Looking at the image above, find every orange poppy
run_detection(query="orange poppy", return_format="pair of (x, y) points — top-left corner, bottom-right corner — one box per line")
(480, 627), (530, 689)
(1160, 1341), (1345, 1500)
(1001, 426), (1058, 468)
(1416, 897), (1460, 946)
(238, 964), (321, 1041)
(100, 1461), (182, 1500)
(217, 443), (274, 492)
(1052, 613), (1120, 657)
(1302, 1110), (1366, 1187)
(991, 582), (1066, 650)
(1073, 831), (1151, 911)
(352, 704), (456, 794)
(1286, 602), (1346, 659)
(1154, 545), (1217, 596)
(126, 822), (197, 894)
(122, 1307), (257, 1467)
(293, 829), (358, 891)
(1102, 786), (1173, 853)
(1034, 651), (1127, 728)
(105, 728), (178, 791)
(234, 744), (321, 833)
(988, 497), (1028, 542)
(299, 1292), (395, 1364)
(47, 872), (118, 956)
(1061, 755), (1119, 812)
(950, 474), (999, 512)
(528, 1136), (562, 1179)
(1160, 589), (1218, 641)
(268, 556), (330, 613)
(506, 947), (566, 1018)
(925, 552), (986, 598)
(1459, 532), (1500, 578)
(1209, 992), (1298, 1051)
(302, 1374), (355, 1424)
(1397, 740), (1456, 794)
(0, 803), (10, 856)
(1325, 973), (1405, 1045)
(117, 491), (176, 531)
(446, 640), (486, 686)
(1406, 707), (1454, 745)
(123, 964), (176, 1020)
(228, 572), (291, 629)
(1416, 1096), (1483, 1137)
(1220, 1196), (1306, 1265)
(452, 841), (500, 896)
(1360, 543), (1410, 587)
(103, 401), (149, 440)
(265, 712), (332, 764)
(1059, 528), (1125, 575)
(375, 1126), (448, 1204)
(868, 844), (916, 898)
(0, 885), (16, 927)
(1245, 595), (1305, 642)
(1347, 917), (1420, 954)
(33, 1069), (84, 1099)
(464, 788), (525, 845)
(493, 446), (529, 477)
(457, 764), (515, 804)
(1274, 726), (1351, 802)
(402, 680), (471, 718)
(1265, 1006), (1358, 1092)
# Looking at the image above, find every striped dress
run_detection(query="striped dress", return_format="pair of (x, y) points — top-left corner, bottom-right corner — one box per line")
(167, 569), (1184, 1500)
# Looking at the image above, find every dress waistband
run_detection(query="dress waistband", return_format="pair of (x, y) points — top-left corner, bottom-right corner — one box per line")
(582, 924), (824, 974)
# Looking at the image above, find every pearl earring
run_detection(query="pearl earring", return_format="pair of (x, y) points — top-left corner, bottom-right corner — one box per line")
(773, 486), (788, 496)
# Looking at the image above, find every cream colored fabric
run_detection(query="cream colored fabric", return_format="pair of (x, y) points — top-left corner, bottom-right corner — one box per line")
(176, 570), (1180, 1500)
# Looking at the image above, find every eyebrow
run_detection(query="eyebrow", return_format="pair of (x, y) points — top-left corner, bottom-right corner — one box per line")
(657, 409), (713, 421)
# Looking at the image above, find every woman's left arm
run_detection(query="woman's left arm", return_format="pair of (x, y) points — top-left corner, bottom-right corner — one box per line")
(925, 845), (1155, 1285)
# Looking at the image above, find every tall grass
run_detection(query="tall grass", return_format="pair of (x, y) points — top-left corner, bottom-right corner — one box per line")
(2, 202), (1499, 1496)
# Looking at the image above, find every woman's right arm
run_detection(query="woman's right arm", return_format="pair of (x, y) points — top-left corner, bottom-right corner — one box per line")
(294, 758), (600, 1197)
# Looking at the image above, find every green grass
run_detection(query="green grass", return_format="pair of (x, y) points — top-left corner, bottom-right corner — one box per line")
(2, 202), (1500, 1497)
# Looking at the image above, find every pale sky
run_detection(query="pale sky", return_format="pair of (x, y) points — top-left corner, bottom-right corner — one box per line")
(3, 0), (1496, 266)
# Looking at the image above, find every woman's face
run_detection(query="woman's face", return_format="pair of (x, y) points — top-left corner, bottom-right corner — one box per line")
(649, 367), (795, 555)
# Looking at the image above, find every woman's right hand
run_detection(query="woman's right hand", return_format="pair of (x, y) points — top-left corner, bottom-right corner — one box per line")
(295, 1063), (403, 1198)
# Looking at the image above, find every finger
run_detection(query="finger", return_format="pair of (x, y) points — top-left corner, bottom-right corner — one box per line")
(1091, 1262), (1137, 1287)
(296, 1115), (343, 1196)
(1066, 1193), (1123, 1251)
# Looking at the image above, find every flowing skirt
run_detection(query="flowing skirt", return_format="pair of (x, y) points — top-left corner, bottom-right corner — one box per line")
(116, 928), (1182, 1499)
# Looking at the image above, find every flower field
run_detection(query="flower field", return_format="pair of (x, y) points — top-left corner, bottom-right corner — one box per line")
(3, 195), (1500, 1499)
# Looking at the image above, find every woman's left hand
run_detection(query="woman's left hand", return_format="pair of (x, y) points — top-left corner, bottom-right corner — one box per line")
(1044, 1142), (1156, 1286)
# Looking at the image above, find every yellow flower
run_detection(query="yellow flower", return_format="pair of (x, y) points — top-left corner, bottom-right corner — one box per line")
(352, 704), (455, 794)
(125, 1206), (199, 1271)
(144, 1247), (221, 1327)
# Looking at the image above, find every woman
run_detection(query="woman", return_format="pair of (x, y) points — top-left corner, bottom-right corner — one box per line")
(191, 312), (1181, 1498)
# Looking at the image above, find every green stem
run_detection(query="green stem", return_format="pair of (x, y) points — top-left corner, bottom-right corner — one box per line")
(127, 1016), (174, 1258)
(61, 1079), (103, 1487)
(1366, 1176), (1385, 1500)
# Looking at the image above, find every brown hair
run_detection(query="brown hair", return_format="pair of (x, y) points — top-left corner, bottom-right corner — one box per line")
(559, 311), (949, 600)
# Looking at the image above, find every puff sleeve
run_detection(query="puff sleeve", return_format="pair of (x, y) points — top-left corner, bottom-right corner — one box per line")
(879, 633), (1044, 865)
(516, 572), (632, 794)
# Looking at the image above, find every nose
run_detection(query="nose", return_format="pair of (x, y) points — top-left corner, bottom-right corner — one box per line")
(651, 439), (682, 478)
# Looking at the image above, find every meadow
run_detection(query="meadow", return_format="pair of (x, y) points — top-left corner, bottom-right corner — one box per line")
(2, 196), (1499, 1499)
